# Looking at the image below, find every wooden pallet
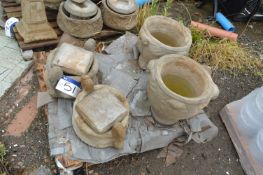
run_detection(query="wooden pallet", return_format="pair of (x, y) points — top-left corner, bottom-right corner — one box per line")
(1, 0), (57, 20)
(2, 0), (62, 51)
(2, 0), (23, 19)
(220, 100), (262, 175)
(13, 23), (62, 51)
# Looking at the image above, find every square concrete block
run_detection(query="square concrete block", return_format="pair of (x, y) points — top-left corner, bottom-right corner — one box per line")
(52, 43), (94, 76)
(76, 88), (128, 133)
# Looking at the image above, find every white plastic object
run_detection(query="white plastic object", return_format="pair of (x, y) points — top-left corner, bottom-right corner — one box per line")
(250, 129), (263, 164)
(5, 17), (19, 38)
(238, 87), (263, 136)
(56, 76), (81, 98)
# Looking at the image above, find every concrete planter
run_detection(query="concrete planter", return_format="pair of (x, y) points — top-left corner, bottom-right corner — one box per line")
(147, 54), (219, 125)
(57, 2), (103, 38)
(101, 0), (138, 31)
(72, 85), (129, 149)
(137, 16), (192, 69)
(44, 48), (99, 99)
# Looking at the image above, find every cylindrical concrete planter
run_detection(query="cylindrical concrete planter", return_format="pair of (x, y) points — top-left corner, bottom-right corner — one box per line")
(137, 16), (192, 69)
(101, 0), (138, 31)
(147, 54), (219, 125)
(57, 2), (103, 38)
(72, 85), (129, 148)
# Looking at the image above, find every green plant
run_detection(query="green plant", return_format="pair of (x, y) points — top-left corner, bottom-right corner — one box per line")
(150, 0), (159, 15)
(162, 0), (173, 16)
(0, 143), (8, 175)
(136, 0), (158, 31)
(136, 0), (174, 31)
(190, 27), (263, 76)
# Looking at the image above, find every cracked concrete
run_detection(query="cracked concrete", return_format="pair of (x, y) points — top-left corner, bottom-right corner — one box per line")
(0, 30), (32, 98)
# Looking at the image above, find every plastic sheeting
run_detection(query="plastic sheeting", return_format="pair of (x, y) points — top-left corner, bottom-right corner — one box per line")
(48, 99), (184, 163)
(45, 32), (218, 164)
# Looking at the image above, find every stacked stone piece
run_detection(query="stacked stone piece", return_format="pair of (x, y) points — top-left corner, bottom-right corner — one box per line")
(101, 0), (138, 30)
(57, 0), (103, 38)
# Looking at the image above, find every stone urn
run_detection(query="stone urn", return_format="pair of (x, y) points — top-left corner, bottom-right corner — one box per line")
(101, 0), (138, 30)
(57, 0), (103, 38)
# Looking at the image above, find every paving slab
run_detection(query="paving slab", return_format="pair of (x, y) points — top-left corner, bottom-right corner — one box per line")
(0, 29), (32, 98)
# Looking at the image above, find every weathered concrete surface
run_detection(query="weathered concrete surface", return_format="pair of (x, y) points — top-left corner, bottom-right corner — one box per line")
(0, 30), (32, 98)
(0, 1), (263, 175)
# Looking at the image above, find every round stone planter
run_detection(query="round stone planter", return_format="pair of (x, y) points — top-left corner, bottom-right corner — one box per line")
(101, 0), (138, 31)
(57, 2), (103, 38)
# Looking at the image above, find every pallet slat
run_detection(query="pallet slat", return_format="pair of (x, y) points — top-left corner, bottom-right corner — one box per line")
(18, 39), (60, 50)
(7, 11), (21, 18)
(3, 0), (16, 2)
(2, 2), (17, 8)
(2, 1), (58, 20)
(14, 25), (61, 42)
(13, 22), (61, 50)
(4, 6), (21, 13)
(6, 11), (57, 19)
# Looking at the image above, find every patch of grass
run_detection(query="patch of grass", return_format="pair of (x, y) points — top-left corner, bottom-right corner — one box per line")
(136, 0), (158, 31)
(190, 27), (263, 76)
(0, 144), (6, 160)
(162, 0), (174, 16)
(136, 0), (174, 31)
(0, 143), (8, 175)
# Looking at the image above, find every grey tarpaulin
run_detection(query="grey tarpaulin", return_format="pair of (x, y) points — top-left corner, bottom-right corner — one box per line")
(105, 31), (138, 59)
(104, 69), (137, 97)
(187, 112), (218, 143)
(128, 73), (151, 117)
(48, 100), (185, 163)
(37, 92), (55, 108)
(46, 32), (218, 164)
